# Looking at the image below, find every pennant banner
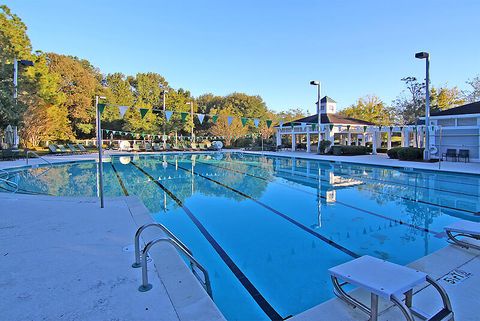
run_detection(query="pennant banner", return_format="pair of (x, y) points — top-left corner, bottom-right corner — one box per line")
(241, 117), (248, 127)
(266, 120), (272, 128)
(329, 124), (334, 131)
(227, 116), (233, 126)
(253, 118), (260, 127)
(139, 108), (149, 119)
(165, 110), (173, 121)
(181, 112), (188, 122)
(98, 103), (106, 114)
(311, 123), (316, 131)
(197, 114), (205, 124)
(212, 115), (218, 124)
(118, 106), (129, 118)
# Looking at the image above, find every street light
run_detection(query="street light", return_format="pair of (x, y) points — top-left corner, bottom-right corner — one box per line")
(95, 95), (107, 208)
(161, 88), (168, 149)
(13, 58), (34, 103)
(415, 51), (430, 160)
(186, 102), (194, 142)
(310, 80), (321, 153)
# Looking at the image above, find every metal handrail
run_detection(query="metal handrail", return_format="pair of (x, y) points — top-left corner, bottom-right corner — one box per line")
(132, 223), (192, 268)
(26, 150), (52, 166)
(0, 169), (19, 193)
(138, 237), (212, 298)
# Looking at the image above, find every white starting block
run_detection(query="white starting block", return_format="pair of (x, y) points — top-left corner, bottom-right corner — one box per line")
(445, 220), (480, 251)
(329, 256), (454, 321)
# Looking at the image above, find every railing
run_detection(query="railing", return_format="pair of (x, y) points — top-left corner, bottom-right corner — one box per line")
(132, 224), (212, 298)
(26, 150), (52, 166)
(0, 168), (19, 193)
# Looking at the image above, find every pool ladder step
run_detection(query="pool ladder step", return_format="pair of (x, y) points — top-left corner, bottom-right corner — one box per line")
(132, 223), (212, 298)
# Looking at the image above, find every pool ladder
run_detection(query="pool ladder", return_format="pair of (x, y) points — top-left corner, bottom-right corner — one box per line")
(0, 169), (19, 193)
(26, 150), (53, 177)
(132, 223), (213, 298)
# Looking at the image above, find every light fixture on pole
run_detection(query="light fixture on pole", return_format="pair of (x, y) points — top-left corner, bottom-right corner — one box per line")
(186, 102), (194, 142)
(13, 58), (34, 104)
(161, 87), (168, 149)
(96, 95), (107, 208)
(415, 51), (431, 160)
(310, 80), (321, 153)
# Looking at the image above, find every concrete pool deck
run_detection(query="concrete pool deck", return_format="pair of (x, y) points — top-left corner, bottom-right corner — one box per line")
(0, 193), (225, 321)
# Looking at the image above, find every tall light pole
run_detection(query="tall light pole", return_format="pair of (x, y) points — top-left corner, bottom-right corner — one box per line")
(310, 80), (321, 153)
(96, 95), (107, 208)
(161, 88), (168, 149)
(13, 57), (34, 104)
(186, 102), (194, 142)
(415, 52), (430, 160)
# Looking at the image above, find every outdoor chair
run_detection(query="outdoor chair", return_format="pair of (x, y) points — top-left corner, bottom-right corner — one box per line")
(48, 144), (65, 155)
(67, 143), (81, 154)
(132, 144), (141, 152)
(57, 144), (72, 154)
(145, 143), (153, 152)
(76, 144), (88, 153)
(458, 149), (470, 163)
(329, 255), (454, 321)
(442, 149), (458, 162)
(152, 143), (163, 152)
(445, 220), (480, 251)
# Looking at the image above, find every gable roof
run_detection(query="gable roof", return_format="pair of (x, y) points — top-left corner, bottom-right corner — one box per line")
(430, 101), (480, 117)
(320, 96), (336, 103)
(281, 113), (374, 127)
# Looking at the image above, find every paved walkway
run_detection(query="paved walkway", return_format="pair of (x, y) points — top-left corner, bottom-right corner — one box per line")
(0, 193), (224, 321)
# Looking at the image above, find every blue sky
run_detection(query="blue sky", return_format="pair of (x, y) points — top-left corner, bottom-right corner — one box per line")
(4, 0), (479, 113)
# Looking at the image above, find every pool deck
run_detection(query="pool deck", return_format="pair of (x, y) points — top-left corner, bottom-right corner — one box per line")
(0, 193), (225, 321)
(1, 150), (480, 320)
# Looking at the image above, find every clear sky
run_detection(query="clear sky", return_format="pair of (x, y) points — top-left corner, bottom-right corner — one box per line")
(4, 0), (479, 114)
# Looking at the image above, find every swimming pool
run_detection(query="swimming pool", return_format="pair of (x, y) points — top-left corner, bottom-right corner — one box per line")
(2, 152), (479, 320)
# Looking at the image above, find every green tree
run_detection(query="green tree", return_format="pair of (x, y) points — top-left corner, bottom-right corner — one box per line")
(394, 77), (426, 125)
(340, 95), (394, 125)
(430, 86), (464, 112)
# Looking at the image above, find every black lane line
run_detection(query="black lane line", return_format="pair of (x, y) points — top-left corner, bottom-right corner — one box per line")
(169, 160), (360, 259)
(130, 161), (284, 321)
(110, 162), (129, 196)
(228, 157), (479, 216)
(196, 159), (445, 237)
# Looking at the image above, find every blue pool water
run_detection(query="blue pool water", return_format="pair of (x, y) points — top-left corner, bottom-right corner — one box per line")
(2, 152), (479, 320)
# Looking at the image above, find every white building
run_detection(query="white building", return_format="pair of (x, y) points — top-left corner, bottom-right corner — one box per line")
(426, 101), (480, 162)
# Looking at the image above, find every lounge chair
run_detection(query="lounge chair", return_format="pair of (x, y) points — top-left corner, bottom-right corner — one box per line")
(145, 142), (153, 152)
(445, 220), (480, 251)
(329, 255), (454, 321)
(57, 144), (72, 154)
(67, 143), (81, 154)
(442, 149), (458, 162)
(76, 144), (89, 153)
(132, 144), (141, 152)
(152, 143), (163, 152)
(48, 144), (65, 155)
(458, 149), (470, 163)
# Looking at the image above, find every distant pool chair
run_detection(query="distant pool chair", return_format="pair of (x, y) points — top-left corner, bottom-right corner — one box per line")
(442, 149), (458, 162)
(458, 149), (470, 163)
(445, 220), (480, 251)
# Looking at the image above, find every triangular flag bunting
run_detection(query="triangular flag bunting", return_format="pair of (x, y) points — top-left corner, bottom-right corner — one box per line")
(329, 124), (334, 131)
(212, 115), (218, 123)
(346, 125), (351, 131)
(300, 122), (306, 128)
(165, 110), (173, 121)
(98, 103), (106, 114)
(266, 120), (272, 128)
(241, 117), (248, 127)
(197, 114), (205, 124)
(311, 123), (316, 131)
(363, 126), (367, 132)
(118, 106), (129, 118)
(227, 116), (233, 126)
(253, 118), (260, 127)
(139, 108), (149, 119)
(181, 112), (188, 122)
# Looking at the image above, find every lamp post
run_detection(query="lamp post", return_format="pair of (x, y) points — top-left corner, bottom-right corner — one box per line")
(310, 80), (321, 153)
(186, 102), (194, 142)
(13, 57), (34, 104)
(161, 88), (168, 149)
(415, 51), (430, 160)
(95, 95), (107, 208)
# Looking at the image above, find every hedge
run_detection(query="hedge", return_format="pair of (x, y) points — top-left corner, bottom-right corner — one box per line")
(331, 145), (369, 156)
(387, 147), (424, 161)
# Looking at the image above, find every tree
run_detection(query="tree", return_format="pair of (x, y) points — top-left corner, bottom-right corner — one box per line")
(46, 53), (100, 137)
(463, 75), (480, 103)
(211, 107), (247, 146)
(339, 95), (394, 125)
(393, 77), (426, 125)
(429, 86), (464, 112)
(276, 108), (307, 123)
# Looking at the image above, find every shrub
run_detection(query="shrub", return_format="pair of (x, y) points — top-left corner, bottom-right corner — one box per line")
(397, 147), (424, 161)
(331, 145), (369, 156)
(319, 140), (332, 154)
(387, 147), (403, 159)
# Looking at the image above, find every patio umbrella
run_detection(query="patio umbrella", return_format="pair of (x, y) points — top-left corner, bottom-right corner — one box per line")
(5, 125), (14, 148)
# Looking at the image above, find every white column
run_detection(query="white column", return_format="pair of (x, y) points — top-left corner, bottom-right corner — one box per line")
(306, 129), (311, 153)
(419, 128), (424, 148)
(291, 133), (296, 151)
(347, 132), (352, 145)
(401, 129), (408, 147)
(372, 131), (378, 155)
(276, 129), (282, 146)
(387, 131), (392, 149)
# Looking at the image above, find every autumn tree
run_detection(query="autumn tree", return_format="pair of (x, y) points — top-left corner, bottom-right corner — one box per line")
(463, 76), (480, 103)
